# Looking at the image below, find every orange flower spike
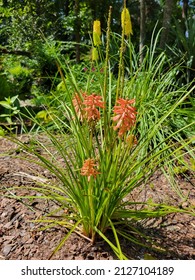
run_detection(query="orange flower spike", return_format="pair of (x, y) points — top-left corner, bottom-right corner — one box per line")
(80, 158), (100, 181)
(83, 94), (104, 122)
(83, 94), (104, 108)
(72, 91), (87, 121)
(112, 98), (137, 137)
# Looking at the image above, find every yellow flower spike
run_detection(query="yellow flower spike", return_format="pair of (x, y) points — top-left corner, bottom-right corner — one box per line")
(93, 20), (101, 36)
(93, 20), (101, 46)
(92, 47), (99, 61)
(121, 8), (133, 36)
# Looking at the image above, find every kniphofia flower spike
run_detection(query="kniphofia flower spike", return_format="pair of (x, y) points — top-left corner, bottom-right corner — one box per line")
(93, 20), (101, 46)
(72, 91), (87, 121)
(113, 98), (137, 137)
(81, 158), (100, 181)
(121, 8), (133, 36)
(83, 94), (104, 122)
(72, 93), (104, 123)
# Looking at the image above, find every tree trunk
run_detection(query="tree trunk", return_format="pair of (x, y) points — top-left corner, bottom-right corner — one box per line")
(182, 0), (188, 19)
(74, 0), (80, 63)
(160, 0), (176, 49)
(139, 0), (146, 63)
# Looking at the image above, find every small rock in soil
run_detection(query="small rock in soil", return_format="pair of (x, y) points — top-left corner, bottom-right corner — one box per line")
(2, 245), (13, 256)
(86, 252), (95, 260)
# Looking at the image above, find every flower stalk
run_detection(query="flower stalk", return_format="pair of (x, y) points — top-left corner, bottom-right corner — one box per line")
(103, 6), (112, 142)
(116, 1), (126, 100)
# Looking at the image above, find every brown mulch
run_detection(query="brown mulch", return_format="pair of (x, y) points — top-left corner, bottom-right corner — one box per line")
(0, 136), (195, 260)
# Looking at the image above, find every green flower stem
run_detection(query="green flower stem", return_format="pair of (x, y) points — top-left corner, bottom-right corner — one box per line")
(103, 6), (112, 141)
(103, 6), (112, 103)
(116, 1), (126, 100)
(128, 35), (133, 75)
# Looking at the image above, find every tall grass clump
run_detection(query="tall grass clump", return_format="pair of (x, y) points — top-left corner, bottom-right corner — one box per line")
(121, 27), (195, 194)
(5, 2), (195, 259)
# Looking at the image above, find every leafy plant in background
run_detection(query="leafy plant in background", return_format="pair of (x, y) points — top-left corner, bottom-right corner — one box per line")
(165, 15), (195, 145)
(0, 45), (34, 124)
(0, 54), (34, 102)
(173, 15), (195, 83)
(0, 95), (20, 124)
(5, 2), (195, 260)
(0, 125), (5, 136)
(167, 15), (195, 86)
(0, 73), (11, 101)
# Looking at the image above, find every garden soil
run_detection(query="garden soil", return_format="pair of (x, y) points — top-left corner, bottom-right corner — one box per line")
(0, 136), (194, 260)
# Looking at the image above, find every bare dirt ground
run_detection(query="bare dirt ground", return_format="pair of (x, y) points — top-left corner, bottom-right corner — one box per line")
(0, 136), (194, 260)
